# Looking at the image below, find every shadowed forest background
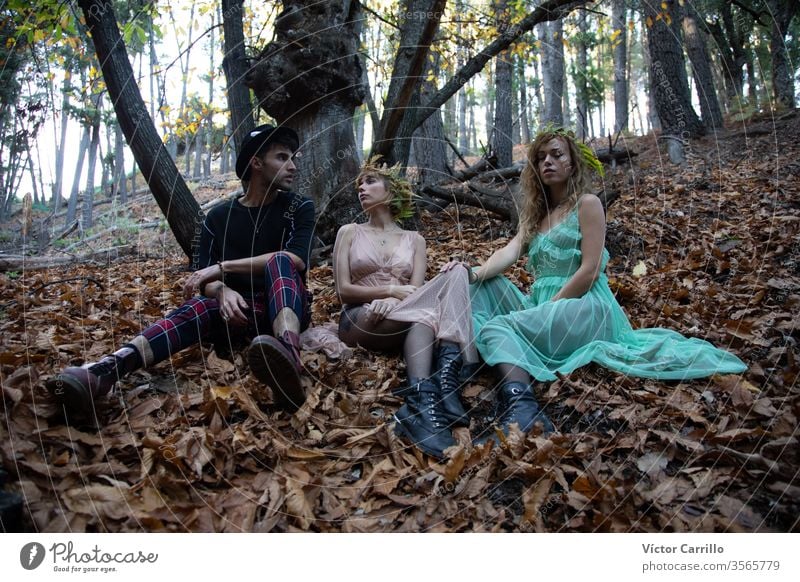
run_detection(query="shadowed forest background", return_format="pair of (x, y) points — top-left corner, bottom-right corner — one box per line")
(0, 0), (798, 532)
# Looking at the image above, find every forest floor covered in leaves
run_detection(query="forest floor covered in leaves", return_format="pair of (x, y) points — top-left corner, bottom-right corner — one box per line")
(1, 115), (798, 532)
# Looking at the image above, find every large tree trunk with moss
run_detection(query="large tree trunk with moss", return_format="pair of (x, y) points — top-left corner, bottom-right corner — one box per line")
(247, 0), (366, 241)
(78, 0), (200, 259)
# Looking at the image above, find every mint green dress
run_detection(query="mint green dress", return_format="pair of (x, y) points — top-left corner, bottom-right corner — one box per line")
(470, 208), (747, 381)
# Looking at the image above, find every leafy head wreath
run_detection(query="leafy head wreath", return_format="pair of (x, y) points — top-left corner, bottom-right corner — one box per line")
(358, 156), (417, 220)
(537, 124), (605, 178)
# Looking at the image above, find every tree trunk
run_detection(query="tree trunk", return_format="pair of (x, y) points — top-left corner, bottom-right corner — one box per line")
(469, 90), (477, 151)
(78, 0), (201, 258)
(517, 57), (531, 143)
(410, 72), (450, 186)
(457, 1), (469, 153)
(175, 2), (195, 164)
(247, 0), (366, 240)
(114, 122), (127, 204)
(563, 36), (572, 130)
(183, 132), (192, 176)
(485, 62), (494, 148)
(51, 76), (70, 212)
(707, 3), (745, 107)
(359, 51), (380, 146)
(82, 113), (101, 229)
(221, 0), (254, 156)
(643, 0), (703, 162)
(532, 52), (544, 125)
(221, 119), (231, 175)
(205, 10), (216, 178)
(99, 139), (110, 198)
(575, 11), (589, 139)
(540, 19), (564, 126)
(148, 18), (157, 122)
(682, 5), (723, 128)
(745, 45), (758, 108)
(767, 0), (797, 109)
(354, 106), (365, 161)
(66, 126), (90, 227)
(27, 146), (39, 206)
(372, 0), (448, 165)
(193, 126), (204, 179)
(612, 0), (628, 133)
(493, 0), (514, 168)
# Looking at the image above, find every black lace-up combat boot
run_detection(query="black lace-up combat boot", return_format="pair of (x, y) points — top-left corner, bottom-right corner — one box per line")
(394, 377), (457, 459)
(474, 381), (554, 445)
(434, 343), (470, 427)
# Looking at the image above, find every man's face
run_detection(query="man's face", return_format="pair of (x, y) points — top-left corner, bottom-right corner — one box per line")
(253, 144), (297, 190)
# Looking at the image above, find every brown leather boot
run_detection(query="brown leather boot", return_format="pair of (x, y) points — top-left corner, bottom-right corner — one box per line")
(45, 347), (140, 424)
(247, 331), (305, 411)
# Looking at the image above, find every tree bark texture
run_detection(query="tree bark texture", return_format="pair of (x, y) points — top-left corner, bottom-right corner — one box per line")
(409, 68), (451, 187)
(78, 0), (201, 259)
(372, 0), (448, 165)
(493, 44), (514, 166)
(682, 5), (723, 128)
(221, 0), (255, 155)
(612, 0), (628, 133)
(81, 113), (101, 229)
(517, 57), (531, 143)
(576, 11), (589, 138)
(247, 0), (366, 241)
(539, 19), (564, 126)
(708, 3), (746, 106)
(52, 77), (70, 212)
(114, 123), (127, 204)
(65, 126), (89, 227)
(766, 0), (797, 108)
(643, 0), (704, 144)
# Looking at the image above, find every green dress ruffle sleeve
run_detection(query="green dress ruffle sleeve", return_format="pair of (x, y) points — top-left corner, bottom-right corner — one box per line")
(470, 207), (747, 381)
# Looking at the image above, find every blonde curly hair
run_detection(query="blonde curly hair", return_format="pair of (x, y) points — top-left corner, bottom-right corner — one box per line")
(356, 158), (415, 220)
(517, 128), (599, 249)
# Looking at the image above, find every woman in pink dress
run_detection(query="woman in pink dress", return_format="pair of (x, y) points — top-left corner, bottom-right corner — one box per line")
(332, 161), (477, 459)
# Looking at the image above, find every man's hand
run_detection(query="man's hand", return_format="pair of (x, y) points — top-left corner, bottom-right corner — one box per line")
(217, 287), (249, 326)
(183, 264), (222, 299)
(366, 297), (400, 323)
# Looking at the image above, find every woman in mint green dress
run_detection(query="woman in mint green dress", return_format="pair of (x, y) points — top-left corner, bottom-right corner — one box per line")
(460, 128), (746, 442)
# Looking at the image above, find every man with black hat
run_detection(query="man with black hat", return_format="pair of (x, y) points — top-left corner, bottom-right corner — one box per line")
(46, 125), (315, 424)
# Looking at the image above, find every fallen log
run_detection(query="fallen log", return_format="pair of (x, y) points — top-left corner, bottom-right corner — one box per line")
(422, 183), (514, 219)
(423, 179), (620, 221)
(0, 246), (138, 272)
(477, 162), (526, 181)
(593, 147), (638, 164)
(452, 158), (491, 182)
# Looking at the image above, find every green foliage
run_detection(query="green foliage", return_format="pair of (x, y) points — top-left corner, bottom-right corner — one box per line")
(0, 18), (26, 125)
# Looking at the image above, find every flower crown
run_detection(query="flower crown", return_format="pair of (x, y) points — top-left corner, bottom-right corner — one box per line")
(359, 156), (416, 220)
(537, 125), (605, 177)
